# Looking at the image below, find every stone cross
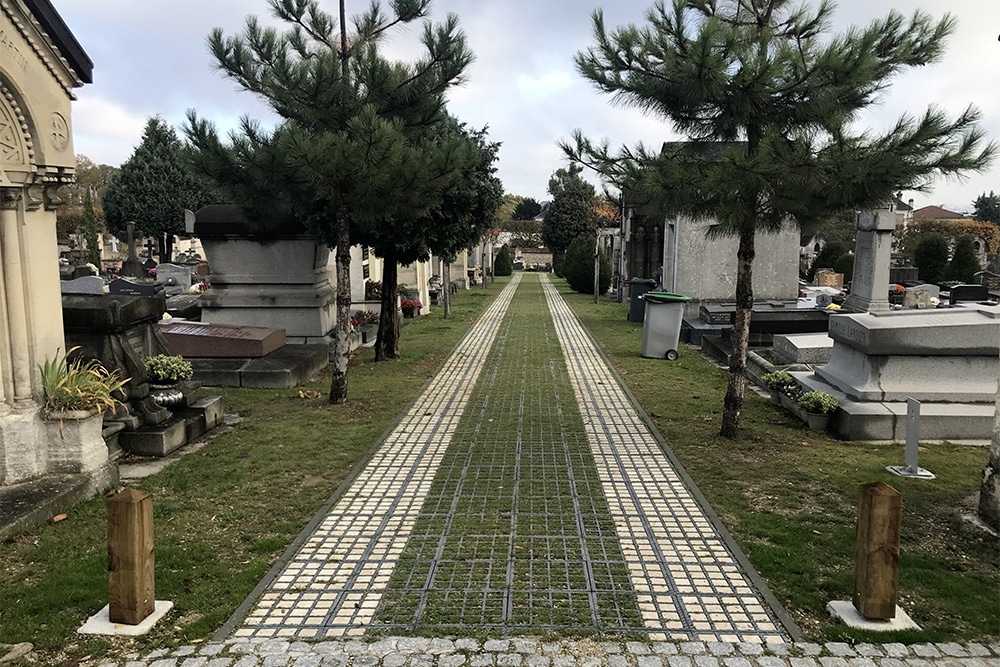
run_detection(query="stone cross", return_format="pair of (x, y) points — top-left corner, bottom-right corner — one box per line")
(843, 205), (895, 313)
(144, 237), (157, 260)
(119, 221), (145, 278)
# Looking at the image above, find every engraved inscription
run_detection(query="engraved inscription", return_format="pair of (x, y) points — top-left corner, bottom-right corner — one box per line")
(0, 29), (28, 70)
(829, 319), (870, 348)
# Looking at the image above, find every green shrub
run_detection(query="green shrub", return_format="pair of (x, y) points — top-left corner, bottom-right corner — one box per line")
(833, 252), (854, 282)
(946, 235), (981, 283)
(494, 244), (513, 276)
(761, 371), (796, 393)
(807, 242), (849, 282)
(796, 391), (839, 414)
(914, 233), (949, 284)
(40, 348), (129, 413)
(144, 354), (193, 383)
(563, 234), (611, 295)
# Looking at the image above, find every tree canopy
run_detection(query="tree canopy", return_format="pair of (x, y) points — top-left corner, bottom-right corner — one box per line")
(103, 117), (216, 258)
(185, 0), (475, 401)
(512, 197), (543, 220)
(565, 0), (995, 437)
(973, 191), (1000, 225)
(56, 154), (118, 239)
(542, 165), (598, 261)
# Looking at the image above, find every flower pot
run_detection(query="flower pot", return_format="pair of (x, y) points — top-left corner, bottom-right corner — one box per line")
(360, 324), (378, 344)
(148, 382), (184, 408)
(43, 408), (107, 474)
(402, 307), (417, 318)
(805, 412), (831, 431)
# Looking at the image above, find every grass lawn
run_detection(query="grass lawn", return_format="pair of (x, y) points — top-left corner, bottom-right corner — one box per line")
(0, 282), (506, 664)
(555, 282), (999, 644)
(1, 273), (997, 665)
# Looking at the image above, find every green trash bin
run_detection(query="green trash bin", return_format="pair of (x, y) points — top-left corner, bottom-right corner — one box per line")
(627, 278), (658, 322)
(641, 292), (692, 360)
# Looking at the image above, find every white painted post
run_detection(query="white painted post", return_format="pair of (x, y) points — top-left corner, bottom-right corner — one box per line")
(886, 397), (935, 479)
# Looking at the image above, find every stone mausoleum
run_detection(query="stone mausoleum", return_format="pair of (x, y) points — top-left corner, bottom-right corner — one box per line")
(0, 2), (99, 493)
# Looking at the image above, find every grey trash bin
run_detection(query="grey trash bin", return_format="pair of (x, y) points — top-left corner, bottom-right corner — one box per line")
(627, 278), (658, 322)
(641, 292), (692, 360)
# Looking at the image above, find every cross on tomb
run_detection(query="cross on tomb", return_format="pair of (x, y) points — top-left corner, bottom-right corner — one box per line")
(144, 237), (158, 260)
(126, 222), (137, 263)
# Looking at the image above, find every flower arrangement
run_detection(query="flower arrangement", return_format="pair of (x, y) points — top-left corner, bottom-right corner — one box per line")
(365, 280), (382, 300)
(354, 310), (379, 326)
(761, 371), (796, 394)
(401, 299), (422, 310)
(144, 354), (193, 383)
(796, 391), (839, 415)
(39, 347), (129, 414)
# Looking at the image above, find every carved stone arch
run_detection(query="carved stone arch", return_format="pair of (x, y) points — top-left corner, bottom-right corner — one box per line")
(0, 76), (35, 185)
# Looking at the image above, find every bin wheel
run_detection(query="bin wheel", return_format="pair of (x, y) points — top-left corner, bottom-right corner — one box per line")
(666, 349), (679, 361)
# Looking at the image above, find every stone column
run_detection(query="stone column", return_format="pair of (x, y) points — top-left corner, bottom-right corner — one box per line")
(0, 188), (32, 407)
(843, 207), (895, 313)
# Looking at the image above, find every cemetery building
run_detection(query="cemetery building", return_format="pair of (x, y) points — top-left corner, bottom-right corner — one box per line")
(622, 142), (799, 312)
(0, 1), (100, 488)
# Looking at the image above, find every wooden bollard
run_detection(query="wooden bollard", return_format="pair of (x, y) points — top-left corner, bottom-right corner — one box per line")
(852, 481), (902, 619)
(107, 488), (155, 625)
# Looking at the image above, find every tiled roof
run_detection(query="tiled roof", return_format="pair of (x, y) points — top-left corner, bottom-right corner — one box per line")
(912, 205), (966, 220)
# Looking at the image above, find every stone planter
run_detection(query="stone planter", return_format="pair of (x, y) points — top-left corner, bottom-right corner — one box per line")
(805, 412), (831, 431)
(402, 307), (417, 319)
(360, 324), (378, 345)
(43, 409), (107, 474)
(769, 388), (781, 405)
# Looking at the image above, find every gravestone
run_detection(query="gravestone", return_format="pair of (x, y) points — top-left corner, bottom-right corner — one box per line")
(160, 320), (285, 358)
(119, 222), (145, 279)
(949, 283), (989, 305)
(843, 207), (894, 313)
(154, 264), (192, 296)
(108, 278), (158, 298)
(906, 283), (940, 299)
(60, 276), (104, 295)
(976, 270), (1000, 291)
(902, 290), (931, 309)
(816, 269), (844, 290)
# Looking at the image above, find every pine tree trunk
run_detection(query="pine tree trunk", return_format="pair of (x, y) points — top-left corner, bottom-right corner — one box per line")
(443, 258), (452, 319)
(375, 255), (400, 361)
(979, 370), (1000, 530)
(720, 228), (755, 438)
(328, 207), (351, 404)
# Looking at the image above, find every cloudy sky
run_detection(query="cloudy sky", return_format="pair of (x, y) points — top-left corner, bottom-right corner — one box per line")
(56, 0), (999, 213)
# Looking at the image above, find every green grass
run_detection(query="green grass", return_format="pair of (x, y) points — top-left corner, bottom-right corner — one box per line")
(0, 281), (506, 664)
(1, 273), (997, 665)
(555, 281), (999, 643)
(375, 278), (642, 635)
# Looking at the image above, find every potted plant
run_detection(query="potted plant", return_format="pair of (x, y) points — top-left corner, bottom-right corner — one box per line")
(401, 299), (422, 318)
(761, 370), (795, 405)
(39, 348), (130, 474)
(40, 348), (129, 417)
(796, 390), (839, 430)
(144, 354), (193, 386)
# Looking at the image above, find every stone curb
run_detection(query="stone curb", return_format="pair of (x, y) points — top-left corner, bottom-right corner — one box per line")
(91, 639), (1000, 667)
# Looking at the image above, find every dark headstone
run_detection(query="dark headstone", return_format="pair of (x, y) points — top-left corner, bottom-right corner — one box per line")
(949, 283), (990, 305)
(108, 278), (159, 297)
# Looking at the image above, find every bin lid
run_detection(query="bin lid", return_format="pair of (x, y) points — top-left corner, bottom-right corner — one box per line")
(628, 277), (658, 285)
(643, 291), (692, 303)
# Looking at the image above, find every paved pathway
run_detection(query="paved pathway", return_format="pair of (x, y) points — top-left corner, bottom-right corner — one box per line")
(93, 274), (999, 667)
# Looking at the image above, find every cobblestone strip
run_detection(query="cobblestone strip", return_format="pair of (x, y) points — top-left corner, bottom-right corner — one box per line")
(541, 277), (786, 644)
(231, 275), (523, 640)
(98, 637), (1000, 667)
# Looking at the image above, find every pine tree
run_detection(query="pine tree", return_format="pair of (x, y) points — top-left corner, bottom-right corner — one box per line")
(103, 117), (215, 260)
(81, 190), (101, 267)
(565, 0), (995, 437)
(185, 0), (474, 401)
(542, 166), (598, 272)
(973, 191), (1000, 225)
(494, 245), (513, 276)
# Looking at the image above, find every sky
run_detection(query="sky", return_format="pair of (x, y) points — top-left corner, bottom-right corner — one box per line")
(54, 0), (1000, 214)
